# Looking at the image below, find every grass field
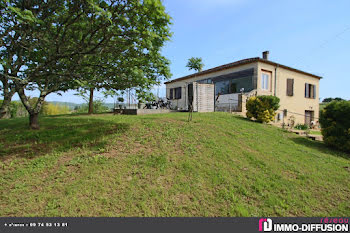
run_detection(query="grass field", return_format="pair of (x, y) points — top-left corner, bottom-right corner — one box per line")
(0, 112), (349, 217)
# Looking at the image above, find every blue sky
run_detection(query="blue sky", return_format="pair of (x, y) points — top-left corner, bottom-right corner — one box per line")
(12, 0), (350, 103)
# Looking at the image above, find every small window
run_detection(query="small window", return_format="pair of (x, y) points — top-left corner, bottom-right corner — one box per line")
(261, 73), (269, 90)
(287, 79), (294, 96)
(174, 87), (182, 99)
(305, 83), (316, 99)
(277, 112), (284, 121)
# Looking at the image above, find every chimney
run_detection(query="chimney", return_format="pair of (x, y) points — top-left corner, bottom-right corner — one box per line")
(262, 51), (269, 60)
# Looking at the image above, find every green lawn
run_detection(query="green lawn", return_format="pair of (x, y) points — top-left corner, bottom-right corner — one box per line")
(309, 130), (322, 136)
(0, 112), (349, 216)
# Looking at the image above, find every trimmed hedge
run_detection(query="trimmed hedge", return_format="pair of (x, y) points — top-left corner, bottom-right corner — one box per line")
(246, 95), (280, 123)
(320, 100), (350, 152)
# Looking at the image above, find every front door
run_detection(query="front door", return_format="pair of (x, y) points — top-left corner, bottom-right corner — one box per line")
(305, 110), (314, 126)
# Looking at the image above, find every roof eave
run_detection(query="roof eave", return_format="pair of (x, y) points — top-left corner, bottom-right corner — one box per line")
(165, 57), (322, 84)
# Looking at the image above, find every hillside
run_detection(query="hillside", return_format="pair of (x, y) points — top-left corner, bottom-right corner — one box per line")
(47, 101), (115, 110)
(0, 112), (349, 216)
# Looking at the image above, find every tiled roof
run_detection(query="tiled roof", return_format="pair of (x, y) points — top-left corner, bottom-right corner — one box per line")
(164, 57), (322, 84)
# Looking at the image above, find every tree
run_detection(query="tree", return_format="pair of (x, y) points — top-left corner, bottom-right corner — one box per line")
(319, 100), (350, 152)
(186, 57), (204, 72)
(322, 98), (333, 103)
(186, 57), (204, 121)
(1, 0), (172, 129)
(0, 0), (21, 118)
(322, 97), (345, 103)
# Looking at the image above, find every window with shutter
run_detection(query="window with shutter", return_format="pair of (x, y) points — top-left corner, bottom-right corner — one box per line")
(305, 83), (310, 98)
(305, 83), (316, 99)
(287, 79), (294, 96)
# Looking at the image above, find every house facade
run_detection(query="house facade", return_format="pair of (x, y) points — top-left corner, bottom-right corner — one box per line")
(165, 52), (321, 126)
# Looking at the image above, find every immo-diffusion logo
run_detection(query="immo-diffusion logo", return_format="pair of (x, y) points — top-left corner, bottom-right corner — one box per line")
(259, 218), (272, 232)
(258, 218), (349, 232)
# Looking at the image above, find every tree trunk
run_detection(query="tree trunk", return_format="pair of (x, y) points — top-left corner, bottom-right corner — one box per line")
(29, 112), (40, 130)
(0, 97), (12, 119)
(0, 79), (15, 119)
(88, 88), (94, 114)
(15, 82), (47, 130)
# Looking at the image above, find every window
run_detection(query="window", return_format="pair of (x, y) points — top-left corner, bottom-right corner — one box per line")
(214, 77), (253, 95)
(261, 73), (270, 90)
(277, 112), (284, 121)
(286, 79), (294, 96)
(215, 80), (230, 95)
(169, 87), (181, 99)
(169, 88), (173, 99)
(198, 79), (213, 84)
(230, 82), (237, 94)
(305, 83), (316, 99)
(174, 87), (182, 99)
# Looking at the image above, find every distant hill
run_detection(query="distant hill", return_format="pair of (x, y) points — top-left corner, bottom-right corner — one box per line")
(47, 101), (116, 110)
(48, 101), (81, 110)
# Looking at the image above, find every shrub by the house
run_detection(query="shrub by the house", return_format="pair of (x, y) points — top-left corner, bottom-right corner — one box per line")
(320, 100), (350, 152)
(246, 95), (280, 123)
(294, 124), (309, 130)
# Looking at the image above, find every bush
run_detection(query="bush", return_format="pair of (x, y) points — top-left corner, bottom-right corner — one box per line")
(246, 95), (280, 123)
(319, 100), (350, 152)
(76, 100), (110, 114)
(42, 103), (70, 115)
(294, 124), (309, 130)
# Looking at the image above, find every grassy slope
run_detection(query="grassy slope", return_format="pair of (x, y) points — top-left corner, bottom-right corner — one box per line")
(0, 113), (349, 217)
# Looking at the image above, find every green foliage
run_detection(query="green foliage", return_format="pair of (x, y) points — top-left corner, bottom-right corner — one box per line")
(294, 124), (309, 130)
(0, 100), (28, 118)
(1, 0), (172, 128)
(117, 97), (124, 103)
(320, 100), (350, 152)
(0, 99), (70, 117)
(186, 57), (204, 72)
(76, 100), (109, 114)
(322, 97), (345, 103)
(246, 95), (280, 123)
(42, 104), (70, 116)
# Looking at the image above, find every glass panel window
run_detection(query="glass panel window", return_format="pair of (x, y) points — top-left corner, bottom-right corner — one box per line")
(215, 80), (230, 95)
(230, 82), (237, 94)
(261, 73), (269, 90)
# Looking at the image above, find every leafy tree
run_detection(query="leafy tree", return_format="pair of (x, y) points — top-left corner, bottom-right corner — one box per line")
(186, 57), (204, 72)
(322, 97), (345, 103)
(322, 98), (333, 103)
(246, 95), (280, 123)
(0, 0), (19, 118)
(1, 0), (172, 129)
(320, 100), (350, 152)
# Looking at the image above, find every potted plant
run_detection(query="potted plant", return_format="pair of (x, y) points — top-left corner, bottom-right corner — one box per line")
(117, 97), (124, 109)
